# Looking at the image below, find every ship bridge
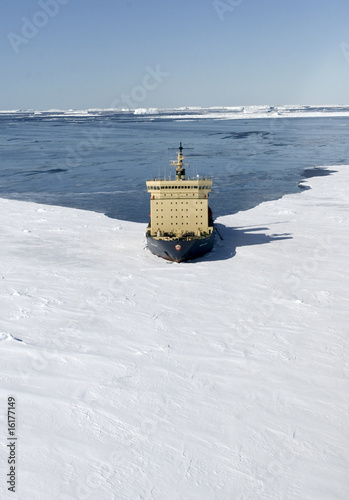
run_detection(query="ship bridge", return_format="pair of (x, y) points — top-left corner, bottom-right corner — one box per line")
(146, 177), (212, 200)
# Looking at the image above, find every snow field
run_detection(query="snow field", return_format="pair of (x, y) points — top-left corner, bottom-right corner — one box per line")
(0, 166), (348, 499)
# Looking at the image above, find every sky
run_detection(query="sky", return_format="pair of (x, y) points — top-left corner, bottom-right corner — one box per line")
(1, 0), (349, 110)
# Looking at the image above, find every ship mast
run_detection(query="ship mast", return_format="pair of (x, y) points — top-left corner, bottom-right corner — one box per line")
(171, 142), (186, 180)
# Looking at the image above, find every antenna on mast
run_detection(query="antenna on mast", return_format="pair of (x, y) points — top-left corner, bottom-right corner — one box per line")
(168, 142), (193, 180)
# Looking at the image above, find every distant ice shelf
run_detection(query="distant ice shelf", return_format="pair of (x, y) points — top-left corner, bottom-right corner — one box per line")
(1, 104), (349, 120)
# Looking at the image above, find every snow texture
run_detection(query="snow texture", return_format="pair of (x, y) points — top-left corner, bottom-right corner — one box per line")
(0, 165), (348, 499)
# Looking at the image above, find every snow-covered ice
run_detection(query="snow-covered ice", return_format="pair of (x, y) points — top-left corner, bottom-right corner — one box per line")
(3, 104), (349, 120)
(0, 165), (348, 499)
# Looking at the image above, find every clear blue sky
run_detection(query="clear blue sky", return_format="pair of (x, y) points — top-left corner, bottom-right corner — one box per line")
(1, 0), (349, 110)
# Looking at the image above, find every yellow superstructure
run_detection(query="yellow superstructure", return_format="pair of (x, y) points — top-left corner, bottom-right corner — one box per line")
(146, 144), (213, 239)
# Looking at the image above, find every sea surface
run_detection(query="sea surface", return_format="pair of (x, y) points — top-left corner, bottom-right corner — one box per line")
(1, 109), (348, 223)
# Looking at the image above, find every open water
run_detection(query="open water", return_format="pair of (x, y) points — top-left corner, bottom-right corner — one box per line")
(1, 111), (348, 222)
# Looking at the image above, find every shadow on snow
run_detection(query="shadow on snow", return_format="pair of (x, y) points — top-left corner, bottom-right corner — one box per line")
(189, 223), (292, 263)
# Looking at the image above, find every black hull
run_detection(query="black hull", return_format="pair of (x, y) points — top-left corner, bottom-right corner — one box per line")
(146, 232), (214, 262)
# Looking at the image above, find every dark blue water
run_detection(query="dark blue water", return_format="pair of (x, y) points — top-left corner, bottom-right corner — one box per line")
(1, 111), (348, 222)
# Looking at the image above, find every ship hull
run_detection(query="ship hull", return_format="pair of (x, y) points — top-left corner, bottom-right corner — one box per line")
(146, 231), (214, 262)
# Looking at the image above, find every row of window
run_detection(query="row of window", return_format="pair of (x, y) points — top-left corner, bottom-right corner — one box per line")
(154, 222), (202, 226)
(154, 215), (204, 219)
(148, 185), (210, 190)
(154, 201), (203, 205)
(154, 208), (203, 212)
